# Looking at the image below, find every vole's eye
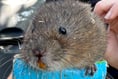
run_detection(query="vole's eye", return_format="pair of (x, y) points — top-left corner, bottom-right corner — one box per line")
(59, 27), (67, 35)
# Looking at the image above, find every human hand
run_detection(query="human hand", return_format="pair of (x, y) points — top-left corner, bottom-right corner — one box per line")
(7, 73), (12, 79)
(94, 0), (118, 33)
(105, 30), (118, 69)
(94, 0), (118, 69)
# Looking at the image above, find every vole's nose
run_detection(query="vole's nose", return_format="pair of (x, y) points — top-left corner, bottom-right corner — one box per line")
(32, 49), (43, 59)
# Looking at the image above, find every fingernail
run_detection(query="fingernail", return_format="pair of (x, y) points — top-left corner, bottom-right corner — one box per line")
(104, 11), (112, 19)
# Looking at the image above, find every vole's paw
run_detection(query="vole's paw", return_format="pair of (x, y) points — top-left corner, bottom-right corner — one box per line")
(85, 64), (97, 76)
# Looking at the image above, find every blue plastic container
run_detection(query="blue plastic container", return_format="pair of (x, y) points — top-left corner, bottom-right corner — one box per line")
(13, 58), (107, 79)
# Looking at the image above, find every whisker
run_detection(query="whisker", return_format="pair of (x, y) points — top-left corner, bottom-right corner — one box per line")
(63, 53), (76, 56)
(0, 56), (10, 62)
(14, 54), (25, 58)
(2, 64), (12, 79)
(12, 39), (23, 50)
(14, 54), (30, 64)
(15, 53), (30, 59)
(17, 40), (22, 50)
(0, 54), (6, 58)
(53, 52), (76, 59)
(16, 39), (23, 50)
(57, 54), (75, 67)
(0, 58), (13, 68)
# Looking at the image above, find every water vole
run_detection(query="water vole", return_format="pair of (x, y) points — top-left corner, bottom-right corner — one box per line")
(18, 0), (106, 73)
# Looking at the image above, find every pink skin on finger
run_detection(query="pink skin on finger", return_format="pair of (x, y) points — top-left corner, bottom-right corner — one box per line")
(94, 0), (113, 17)
(105, 30), (118, 69)
(105, 3), (118, 20)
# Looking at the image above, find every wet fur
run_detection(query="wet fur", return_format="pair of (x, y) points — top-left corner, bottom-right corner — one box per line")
(20, 0), (106, 71)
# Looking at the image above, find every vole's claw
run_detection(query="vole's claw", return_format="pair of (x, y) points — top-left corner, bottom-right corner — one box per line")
(85, 64), (97, 76)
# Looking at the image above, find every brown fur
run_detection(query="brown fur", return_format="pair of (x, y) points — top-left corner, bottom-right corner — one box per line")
(20, 0), (106, 71)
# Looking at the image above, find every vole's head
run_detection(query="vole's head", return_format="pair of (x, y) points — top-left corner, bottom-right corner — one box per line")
(21, 0), (106, 71)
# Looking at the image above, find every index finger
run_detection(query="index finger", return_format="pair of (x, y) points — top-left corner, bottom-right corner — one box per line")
(94, 0), (113, 17)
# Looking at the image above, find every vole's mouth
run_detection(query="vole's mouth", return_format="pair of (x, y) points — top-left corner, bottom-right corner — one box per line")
(32, 49), (47, 69)
(37, 59), (47, 70)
